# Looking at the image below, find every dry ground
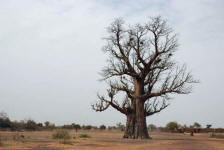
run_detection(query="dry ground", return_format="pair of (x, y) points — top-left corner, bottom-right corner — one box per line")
(0, 130), (224, 150)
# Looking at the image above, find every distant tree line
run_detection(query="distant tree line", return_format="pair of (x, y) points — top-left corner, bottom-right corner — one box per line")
(149, 122), (224, 133)
(0, 112), (56, 131)
(1, 112), (223, 133)
(0, 112), (121, 131)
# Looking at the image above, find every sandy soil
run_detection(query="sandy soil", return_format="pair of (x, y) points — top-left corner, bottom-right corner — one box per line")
(0, 130), (224, 150)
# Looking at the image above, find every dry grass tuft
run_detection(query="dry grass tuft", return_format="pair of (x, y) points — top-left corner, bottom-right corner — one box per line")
(79, 134), (91, 138)
(52, 130), (71, 140)
(210, 133), (224, 139)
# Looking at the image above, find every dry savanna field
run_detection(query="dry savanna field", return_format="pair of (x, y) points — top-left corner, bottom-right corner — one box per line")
(0, 130), (224, 150)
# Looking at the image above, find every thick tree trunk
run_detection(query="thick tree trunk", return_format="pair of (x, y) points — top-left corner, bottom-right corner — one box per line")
(134, 79), (150, 139)
(123, 113), (136, 138)
(134, 99), (150, 139)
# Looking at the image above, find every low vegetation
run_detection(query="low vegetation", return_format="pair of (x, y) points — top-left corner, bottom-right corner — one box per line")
(1, 111), (224, 136)
(148, 124), (157, 131)
(210, 133), (224, 139)
(79, 134), (91, 138)
(166, 122), (179, 132)
(99, 125), (106, 130)
(52, 129), (73, 145)
(52, 129), (71, 140)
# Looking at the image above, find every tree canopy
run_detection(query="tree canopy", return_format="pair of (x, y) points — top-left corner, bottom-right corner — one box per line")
(93, 16), (198, 139)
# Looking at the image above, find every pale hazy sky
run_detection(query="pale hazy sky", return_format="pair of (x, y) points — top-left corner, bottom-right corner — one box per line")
(0, 0), (224, 128)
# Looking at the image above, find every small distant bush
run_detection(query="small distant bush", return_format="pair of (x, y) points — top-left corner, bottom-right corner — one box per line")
(25, 120), (37, 131)
(82, 125), (92, 130)
(52, 130), (71, 140)
(206, 124), (212, 129)
(62, 123), (81, 131)
(91, 126), (98, 130)
(0, 118), (11, 129)
(166, 121), (179, 132)
(193, 122), (201, 128)
(99, 125), (106, 130)
(116, 122), (125, 131)
(44, 121), (55, 130)
(72, 124), (81, 131)
(44, 121), (50, 127)
(148, 124), (157, 131)
(0, 112), (11, 129)
(210, 133), (224, 139)
(62, 124), (73, 129)
(108, 126), (116, 130)
(79, 134), (91, 138)
(37, 123), (43, 127)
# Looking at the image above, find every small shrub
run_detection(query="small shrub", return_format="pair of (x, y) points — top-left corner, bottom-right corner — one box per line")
(25, 120), (37, 131)
(166, 121), (179, 132)
(99, 125), (106, 130)
(108, 126), (116, 130)
(52, 130), (71, 140)
(37, 123), (43, 128)
(206, 124), (212, 129)
(0, 111), (11, 129)
(210, 133), (224, 139)
(72, 124), (81, 132)
(116, 122), (125, 131)
(148, 124), (157, 131)
(79, 134), (91, 138)
(193, 122), (201, 128)
(44, 121), (55, 130)
(82, 125), (92, 130)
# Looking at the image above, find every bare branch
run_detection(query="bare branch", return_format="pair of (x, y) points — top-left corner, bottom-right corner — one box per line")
(144, 97), (169, 116)
(92, 88), (129, 115)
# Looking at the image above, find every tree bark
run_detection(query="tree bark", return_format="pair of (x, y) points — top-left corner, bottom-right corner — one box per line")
(123, 113), (136, 138)
(134, 79), (150, 139)
(134, 99), (150, 139)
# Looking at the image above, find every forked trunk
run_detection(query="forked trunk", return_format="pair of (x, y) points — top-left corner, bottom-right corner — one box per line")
(123, 113), (136, 138)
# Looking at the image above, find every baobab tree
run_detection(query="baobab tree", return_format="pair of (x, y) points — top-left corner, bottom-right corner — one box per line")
(93, 89), (138, 138)
(92, 16), (198, 139)
(93, 88), (168, 138)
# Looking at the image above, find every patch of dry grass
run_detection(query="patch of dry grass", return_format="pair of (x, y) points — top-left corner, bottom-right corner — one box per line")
(79, 134), (91, 138)
(0, 130), (224, 150)
(210, 133), (224, 139)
